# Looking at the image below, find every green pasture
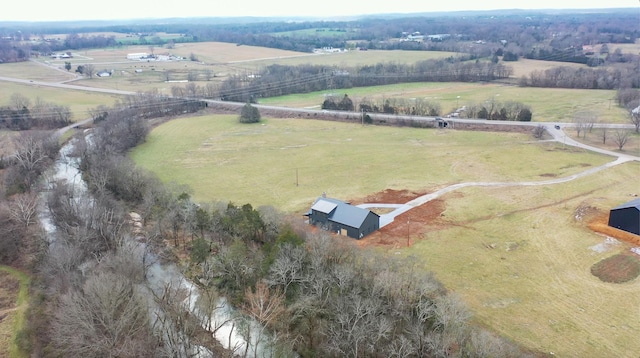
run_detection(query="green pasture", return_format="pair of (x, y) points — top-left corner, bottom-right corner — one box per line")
(259, 82), (628, 123)
(0, 265), (30, 358)
(0, 82), (120, 121)
(402, 161), (640, 358)
(130, 115), (611, 213)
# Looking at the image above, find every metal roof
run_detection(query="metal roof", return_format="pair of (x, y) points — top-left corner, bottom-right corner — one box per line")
(311, 199), (338, 214)
(612, 198), (640, 211)
(311, 197), (378, 229)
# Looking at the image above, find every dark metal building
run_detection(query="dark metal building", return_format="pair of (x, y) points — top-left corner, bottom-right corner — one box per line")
(305, 196), (380, 239)
(608, 198), (640, 236)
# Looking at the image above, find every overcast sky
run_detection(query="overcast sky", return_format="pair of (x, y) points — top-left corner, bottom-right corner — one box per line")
(1, 0), (637, 22)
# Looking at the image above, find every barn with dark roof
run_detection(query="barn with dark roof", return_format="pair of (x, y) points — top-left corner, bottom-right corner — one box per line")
(305, 196), (379, 239)
(608, 198), (640, 236)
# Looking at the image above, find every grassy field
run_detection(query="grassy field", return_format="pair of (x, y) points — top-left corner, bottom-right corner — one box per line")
(566, 129), (640, 157)
(402, 161), (640, 357)
(0, 61), (75, 82)
(131, 113), (639, 356)
(130, 115), (612, 213)
(0, 266), (30, 358)
(0, 81), (120, 122)
(259, 82), (629, 123)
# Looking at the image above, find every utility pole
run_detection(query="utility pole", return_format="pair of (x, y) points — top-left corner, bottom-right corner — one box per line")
(407, 218), (410, 247)
(296, 168), (298, 187)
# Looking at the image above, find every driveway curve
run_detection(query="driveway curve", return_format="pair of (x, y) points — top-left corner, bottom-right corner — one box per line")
(360, 126), (639, 228)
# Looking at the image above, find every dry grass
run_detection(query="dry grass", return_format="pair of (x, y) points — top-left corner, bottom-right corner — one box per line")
(566, 130), (640, 158)
(0, 61), (75, 82)
(396, 161), (640, 358)
(130, 115), (611, 213)
(0, 82), (120, 122)
(260, 82), (629, 123)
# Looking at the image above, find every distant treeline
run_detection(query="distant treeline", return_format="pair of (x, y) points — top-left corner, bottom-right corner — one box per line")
(216, 58), (512, 102)
(519, 65), (640, 90)
(2, 10), (638, 61)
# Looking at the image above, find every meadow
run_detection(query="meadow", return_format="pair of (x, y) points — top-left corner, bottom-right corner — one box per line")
(0, 79), (120, 122)
(259, 82), (629, 123)
(131, 113), (639, 356)
(130, 115), (612, 213)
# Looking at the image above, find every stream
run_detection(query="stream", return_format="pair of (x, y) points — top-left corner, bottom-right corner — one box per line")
(39, 138), (273, 357)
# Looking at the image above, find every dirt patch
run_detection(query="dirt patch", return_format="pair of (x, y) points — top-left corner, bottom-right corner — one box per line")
(351, 189), (427, 205)
(358, 197), (447, 248)
(591, 253), (640, 283)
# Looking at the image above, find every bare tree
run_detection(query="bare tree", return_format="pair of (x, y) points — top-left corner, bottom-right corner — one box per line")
(612, 130), (630, 150)
(574, 111), (596, 138)
(203, 69), (213, 81)
(244, 281), (286, 356)
(51, 271), (157, 357)
(152, 281), (201, 358)
(601, 126), (608, 144)
(532, 125), (546, 139)
(10, 92), (31, 110)
(631, 105), (640, 133)
(83, 64), (95, 79)
(9, 192), (38, 227)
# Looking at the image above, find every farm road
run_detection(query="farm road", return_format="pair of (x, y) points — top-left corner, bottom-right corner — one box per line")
(360, 125), (640, 228)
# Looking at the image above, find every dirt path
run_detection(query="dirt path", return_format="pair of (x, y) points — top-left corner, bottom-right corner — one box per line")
(358, 128), (640, 229)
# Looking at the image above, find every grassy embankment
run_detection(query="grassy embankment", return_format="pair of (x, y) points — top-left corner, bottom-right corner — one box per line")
(0, 266), (30, 358)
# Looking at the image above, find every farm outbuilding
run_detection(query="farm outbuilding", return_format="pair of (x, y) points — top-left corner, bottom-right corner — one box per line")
(305, 196), (379, 239)
(608, 198), (640, 236)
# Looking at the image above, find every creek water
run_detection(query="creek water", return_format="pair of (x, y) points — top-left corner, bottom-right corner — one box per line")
(39, 138), (273, 357)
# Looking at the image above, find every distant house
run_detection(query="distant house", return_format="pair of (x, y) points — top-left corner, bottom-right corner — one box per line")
(608, 198), (640, 236)
(127, 53), (149, 60)
(305, 196), (380, 239)
(96, 70), (111, 77)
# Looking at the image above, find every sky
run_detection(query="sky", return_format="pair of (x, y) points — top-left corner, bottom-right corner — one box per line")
(1, 0), (637, 22)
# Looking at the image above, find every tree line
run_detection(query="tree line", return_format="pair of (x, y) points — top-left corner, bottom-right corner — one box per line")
(214, 59), (512, 103)
(0, 93), (72, 131)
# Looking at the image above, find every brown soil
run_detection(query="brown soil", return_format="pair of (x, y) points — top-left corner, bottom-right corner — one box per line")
(586, 209), (640, 246)
(349, 189), (448, 248)
(591, 253), (640, 283)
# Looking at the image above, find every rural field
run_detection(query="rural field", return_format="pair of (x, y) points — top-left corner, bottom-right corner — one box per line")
(259, 82), (629, 123)
(130, 115), (613, 212)
(2, 37), (639, 357)
(131, 113), (640, 357)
